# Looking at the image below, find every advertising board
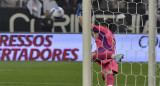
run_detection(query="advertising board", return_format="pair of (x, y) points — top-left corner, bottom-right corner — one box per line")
(0, 33), (159, 62)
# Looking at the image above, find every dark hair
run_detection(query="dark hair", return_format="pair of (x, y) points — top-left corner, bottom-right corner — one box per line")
(100, 19), (117, 33)
(78, 0), (82, 3)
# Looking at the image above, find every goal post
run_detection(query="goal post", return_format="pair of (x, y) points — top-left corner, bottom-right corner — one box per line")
(82, 0), (158, 86)
(82, 0), (92, 86)
(148, 0), (156, 86)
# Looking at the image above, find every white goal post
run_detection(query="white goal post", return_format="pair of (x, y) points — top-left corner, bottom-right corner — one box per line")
(148, 0), (156, 86)
(82, 0), (157, 86)
(82, 0), (92, 86)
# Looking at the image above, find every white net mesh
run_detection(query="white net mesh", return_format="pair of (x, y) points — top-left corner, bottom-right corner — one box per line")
(91, 0), (160, 86)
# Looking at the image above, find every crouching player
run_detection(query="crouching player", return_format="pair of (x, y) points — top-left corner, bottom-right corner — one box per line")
(77, 2), (124, 86)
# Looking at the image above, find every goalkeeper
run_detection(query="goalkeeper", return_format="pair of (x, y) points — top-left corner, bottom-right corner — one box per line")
(77, 2), (124, 86)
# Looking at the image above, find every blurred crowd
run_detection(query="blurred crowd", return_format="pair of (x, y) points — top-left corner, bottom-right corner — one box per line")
(0, 0), (81, 8)
(0, 0), (150, 16)
(0, 0), (149, 9)
(0, 0), (150, 33)
(0, 0), (83, 14)
(0, 0), (154, 33)
(0, 0), (151, 15)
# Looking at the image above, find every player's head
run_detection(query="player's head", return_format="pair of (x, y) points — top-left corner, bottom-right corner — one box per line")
(78, 0), (82, 3)
(45, 10), (50, 18)
(92, 0), (95, 3)
(100, 19), (116, 32)
(100, 20), (112, 28)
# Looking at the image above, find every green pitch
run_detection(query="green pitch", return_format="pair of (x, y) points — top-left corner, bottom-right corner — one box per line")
(0, 61), (159, 86)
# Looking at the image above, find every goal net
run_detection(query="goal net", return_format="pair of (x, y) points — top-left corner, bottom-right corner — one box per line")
(86, 0), (160, 86)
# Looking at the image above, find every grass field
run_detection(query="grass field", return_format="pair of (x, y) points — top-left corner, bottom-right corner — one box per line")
(0, 61), (159, 86)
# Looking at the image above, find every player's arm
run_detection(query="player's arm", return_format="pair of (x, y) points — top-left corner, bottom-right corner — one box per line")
(78, 15), (96, 39)
(76, 3), (82, 25)
(77, 3), (94, 28)
(78, 16), (94, 28)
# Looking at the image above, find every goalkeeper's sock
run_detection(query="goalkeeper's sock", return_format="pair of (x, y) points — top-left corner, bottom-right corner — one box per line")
(106, 74), (114, 86)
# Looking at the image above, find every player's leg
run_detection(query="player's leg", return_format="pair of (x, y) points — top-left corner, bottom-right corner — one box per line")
(102, 60), (118, 86)
(103, 70), (114, 86)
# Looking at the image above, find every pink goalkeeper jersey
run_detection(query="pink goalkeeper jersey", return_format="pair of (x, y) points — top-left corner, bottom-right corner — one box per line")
(93, 25), (116, 52)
